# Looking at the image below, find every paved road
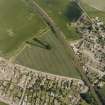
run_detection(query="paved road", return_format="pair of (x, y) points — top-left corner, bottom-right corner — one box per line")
(24, 0), (103, 105)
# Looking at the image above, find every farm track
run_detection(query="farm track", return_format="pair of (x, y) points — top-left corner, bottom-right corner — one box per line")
(24, 0), (103, 105)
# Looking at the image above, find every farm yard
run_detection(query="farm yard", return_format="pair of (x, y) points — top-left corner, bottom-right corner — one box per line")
(16, 29), (80, 79)
(35, 0), (82, 40)
(0, 0), (46, 57)
(0, 0), (104, 81)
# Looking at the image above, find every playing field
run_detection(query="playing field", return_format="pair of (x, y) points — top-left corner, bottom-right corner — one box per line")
(0, 0), (46, 57)
(35, 0), (82, 40)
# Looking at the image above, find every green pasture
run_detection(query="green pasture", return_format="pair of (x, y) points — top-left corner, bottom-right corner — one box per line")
(16, 29), (80, 79)
(35, 0), (82, 40)
(0, 0), (45, 57)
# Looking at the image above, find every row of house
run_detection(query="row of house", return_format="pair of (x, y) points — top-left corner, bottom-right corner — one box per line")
(0, 57), (87, 105)
(71, 16), (105, 87)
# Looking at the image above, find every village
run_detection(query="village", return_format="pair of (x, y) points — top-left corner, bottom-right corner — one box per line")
(0, 57), (87, 105)
(71, 15), (105, 87)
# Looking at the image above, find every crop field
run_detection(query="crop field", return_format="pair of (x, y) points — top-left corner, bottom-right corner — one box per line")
(35, 0), (82, 40)
(0, 0), (46, 57)
(16, 29), (80, 79)
(80, 0), (105, 22)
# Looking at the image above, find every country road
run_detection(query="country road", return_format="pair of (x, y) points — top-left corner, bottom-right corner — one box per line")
(24, 0), (103, 105)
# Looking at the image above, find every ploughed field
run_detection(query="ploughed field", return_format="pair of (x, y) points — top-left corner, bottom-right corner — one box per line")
(16, 29), (80, 79)
(0, 0), (45, 57)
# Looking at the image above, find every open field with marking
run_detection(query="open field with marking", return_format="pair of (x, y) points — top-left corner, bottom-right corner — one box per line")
(0, 0), (46, 57)
(35, 0), (82, 40)
(0, 0), (104, 105)
(16, 30), (80, 79)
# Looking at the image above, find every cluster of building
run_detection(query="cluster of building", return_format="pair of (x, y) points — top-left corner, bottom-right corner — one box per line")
(0, 57), (87, 105)
(71, 15), (105, 87)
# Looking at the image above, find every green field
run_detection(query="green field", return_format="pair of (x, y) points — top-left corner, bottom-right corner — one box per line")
(35, 0), (82, 40)
(14, 0), (81, 80)
(16, 29), (80, 79)
(0, 0), (104, 105)
(0, 0), (46, 57)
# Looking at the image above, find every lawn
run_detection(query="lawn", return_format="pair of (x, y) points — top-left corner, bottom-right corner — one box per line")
(35, 0), (82, 40)
(0, 0), (46, 57)
(16, 29), (80, 79)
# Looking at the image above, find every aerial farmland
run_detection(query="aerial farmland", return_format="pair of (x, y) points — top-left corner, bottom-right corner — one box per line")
(0, 0), (46, 57)
(16, 29), (80, 78)
(0, 0), (105, 105)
